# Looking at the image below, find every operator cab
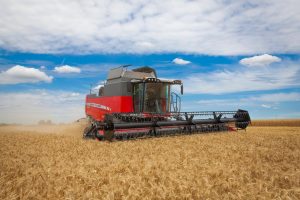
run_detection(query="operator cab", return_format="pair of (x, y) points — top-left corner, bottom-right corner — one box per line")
(132, 78), (182, 113)
(89, 66), (183, 113)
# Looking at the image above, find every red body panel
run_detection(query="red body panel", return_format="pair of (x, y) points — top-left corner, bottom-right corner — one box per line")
(85, 96), (134, 121)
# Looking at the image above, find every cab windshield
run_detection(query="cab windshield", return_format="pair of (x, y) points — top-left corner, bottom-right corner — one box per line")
(133, 82), (171, 113)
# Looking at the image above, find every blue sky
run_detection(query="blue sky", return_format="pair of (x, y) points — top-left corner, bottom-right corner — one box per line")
(0, 0), (300, 123)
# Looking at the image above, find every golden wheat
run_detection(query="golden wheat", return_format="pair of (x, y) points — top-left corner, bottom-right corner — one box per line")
(251, 119), (300, 127)
(0, 123), (299, 199)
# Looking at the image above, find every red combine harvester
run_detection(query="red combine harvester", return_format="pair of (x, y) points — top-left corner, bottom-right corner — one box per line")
(84, 66), (250, 141)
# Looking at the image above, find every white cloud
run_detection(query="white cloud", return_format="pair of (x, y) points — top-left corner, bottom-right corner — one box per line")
(250, 92), (300, 102)
(261, 104), (272, 109)
(0, 1), (299, 55)
(54, 65), (81, 73)
(135, 41), (154, 49)
(172, 58), (191, 65)
(0, 90), (85, 124)
(0, 65), (53, 84)
(70, 92), (80, 97)
(184, 60), (300, 94)
(240, 54), (281, 67)
(90, 84), (103, 95)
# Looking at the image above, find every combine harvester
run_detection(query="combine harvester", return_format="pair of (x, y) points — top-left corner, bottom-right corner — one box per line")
(84, 66), (251, 141)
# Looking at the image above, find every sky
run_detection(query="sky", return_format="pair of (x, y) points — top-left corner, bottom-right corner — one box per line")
(0, 0), (300, 124)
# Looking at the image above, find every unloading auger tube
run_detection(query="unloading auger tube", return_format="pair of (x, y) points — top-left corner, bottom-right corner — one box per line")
(84, 109), (251, 141)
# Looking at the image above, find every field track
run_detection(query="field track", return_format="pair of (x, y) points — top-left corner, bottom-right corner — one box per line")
(1, 121), (300, 199)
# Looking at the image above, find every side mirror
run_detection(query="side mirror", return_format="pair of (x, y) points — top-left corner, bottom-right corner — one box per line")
(181, 84), (183, 95)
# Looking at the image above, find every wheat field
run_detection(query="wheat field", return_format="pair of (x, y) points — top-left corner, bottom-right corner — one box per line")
(251, 119), (300, 127)
(0, 122), (300, 199)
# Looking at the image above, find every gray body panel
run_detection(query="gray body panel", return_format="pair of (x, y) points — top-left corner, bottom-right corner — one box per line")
(103, 81), (132, 97)
(102, 67), (155, 97)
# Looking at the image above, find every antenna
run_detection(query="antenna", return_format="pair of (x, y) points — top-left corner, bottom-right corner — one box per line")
(54, 58), (66, 70)
(60, 58), (66, 66)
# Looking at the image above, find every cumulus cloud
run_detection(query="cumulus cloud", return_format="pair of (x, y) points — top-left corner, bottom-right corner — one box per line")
(0, 90), (85, 124)
(0, 1), (299, 55)
(0, 65), (53, 84)
(90, 84), (104, 94)
(70, 92), (80, 97)
(184, 61), (300, 94)
(135, 41), (154, 49)
(261, 104), (272, 109)
(240, 54), (282, 67)
(54, 65), (81, 73)
(172, 58), (191, 65)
